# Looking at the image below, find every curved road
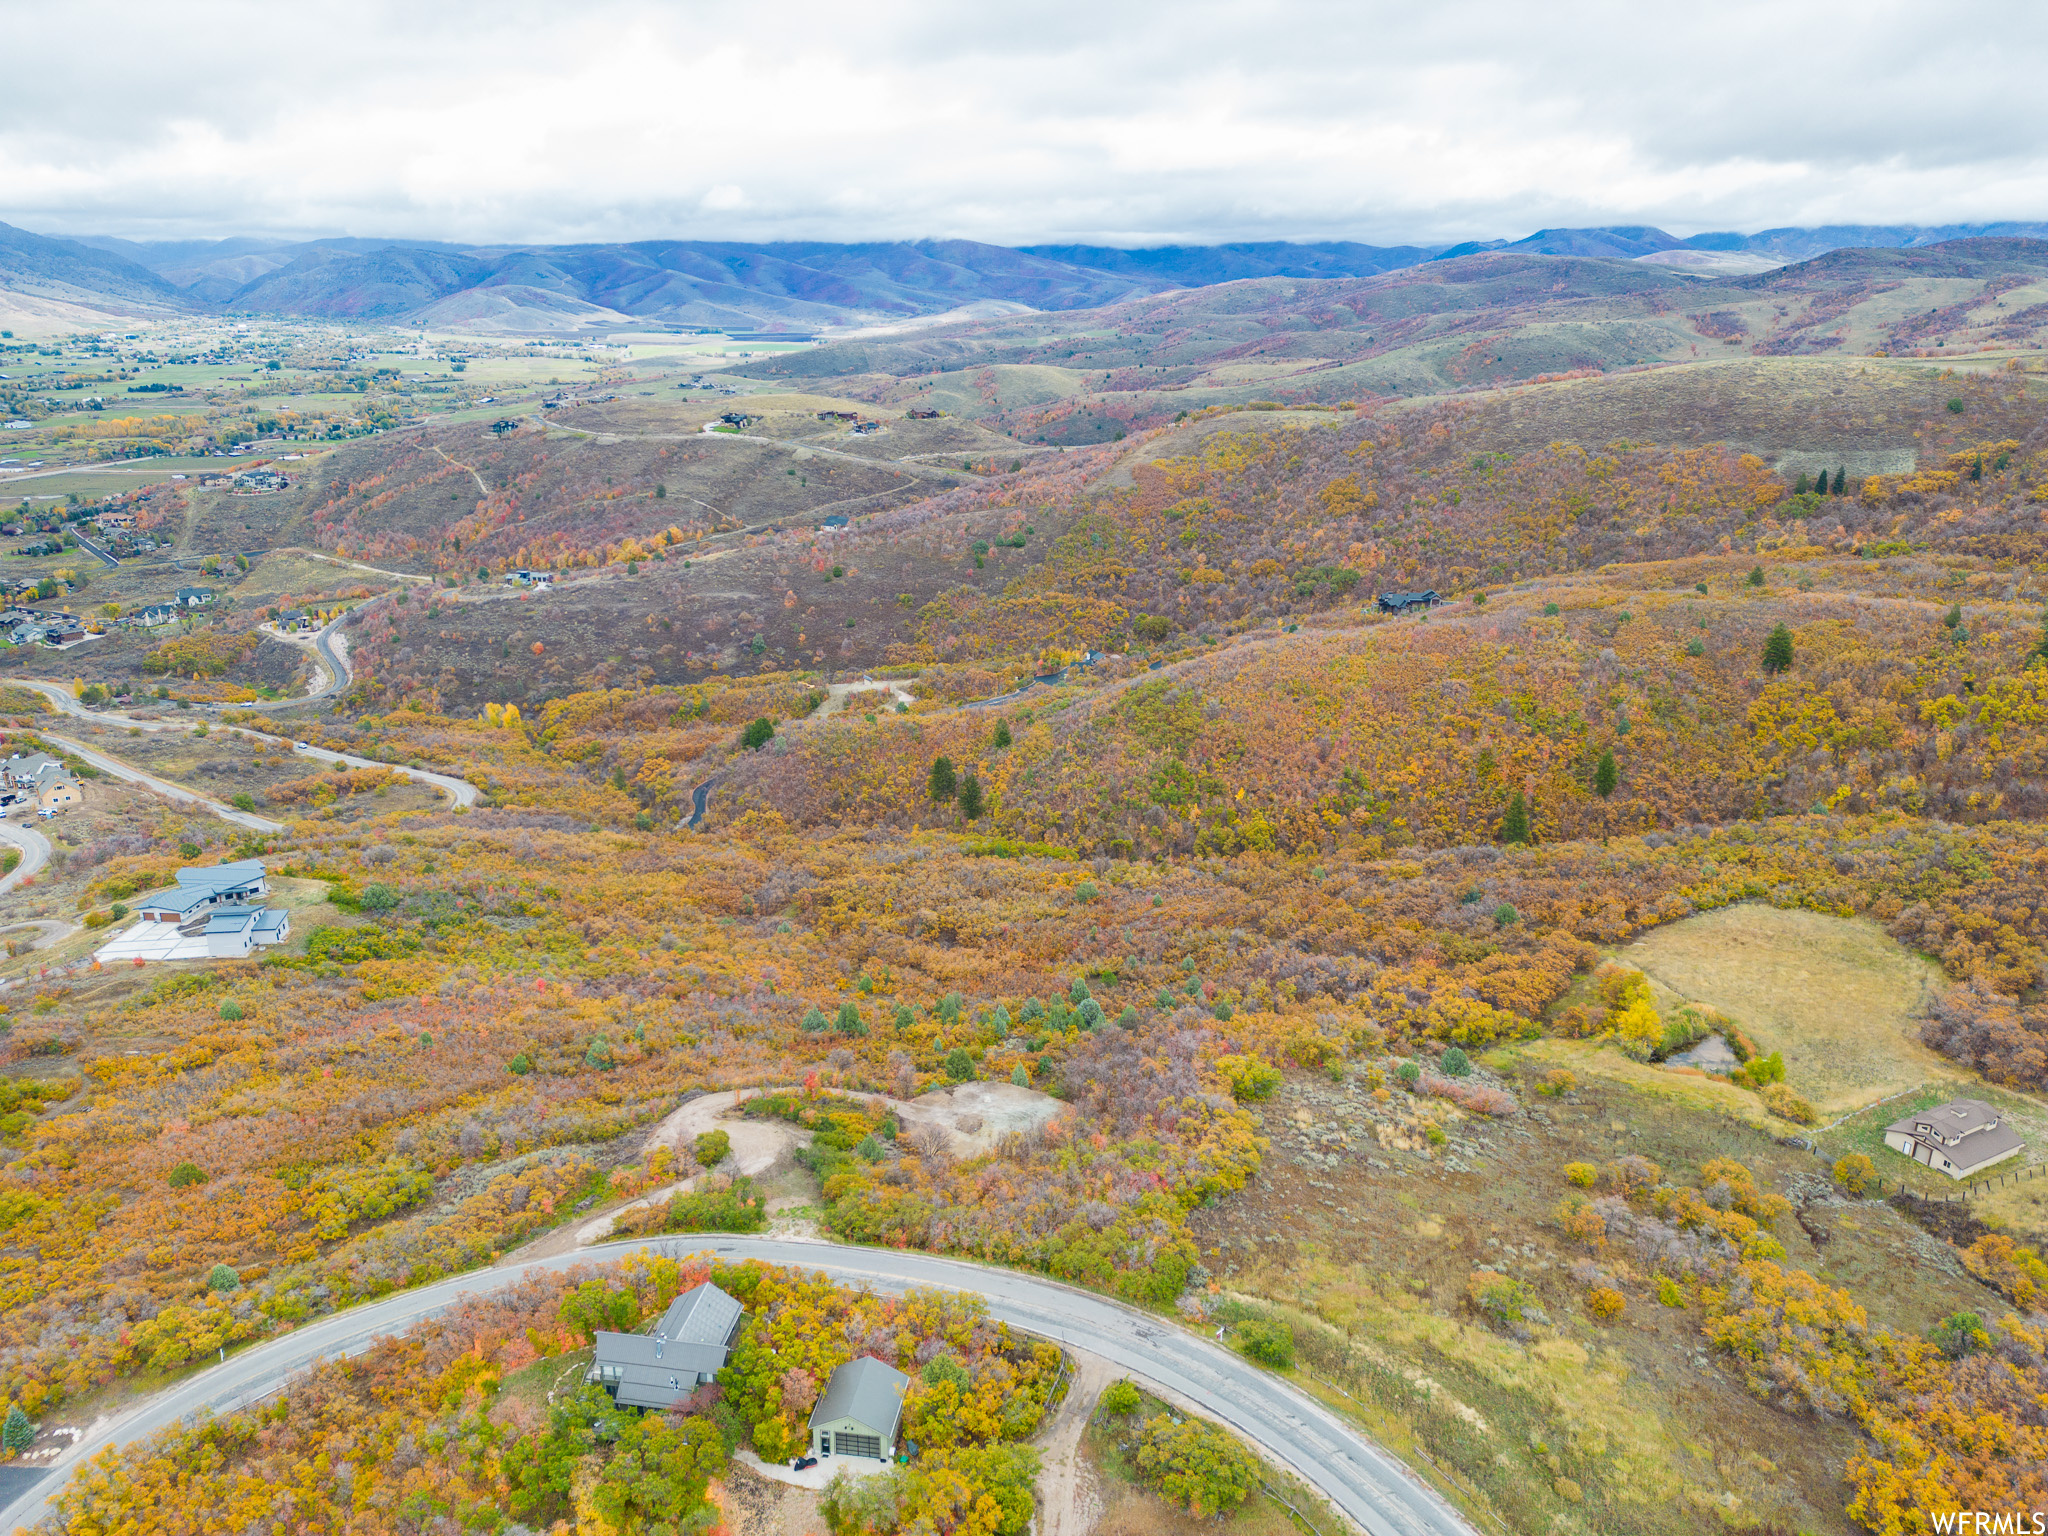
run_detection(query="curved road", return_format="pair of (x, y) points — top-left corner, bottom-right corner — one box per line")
(0, 821), (50, 897)
(17, 681), (478, 812)
(0, 1238), (1470, 1536)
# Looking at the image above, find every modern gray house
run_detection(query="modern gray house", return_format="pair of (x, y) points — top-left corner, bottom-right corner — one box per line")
(807, 1356), (910, 1461)
(588, 1282), (743, 1410)
(1884, 1098), (2025, 1180)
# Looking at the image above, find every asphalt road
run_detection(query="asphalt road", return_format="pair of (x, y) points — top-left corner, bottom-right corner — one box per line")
(18, 678), (479, 811)
(0, 820), (50, 896)
(39, 729), (285, 833)
(0, 1237), (1472, 1536)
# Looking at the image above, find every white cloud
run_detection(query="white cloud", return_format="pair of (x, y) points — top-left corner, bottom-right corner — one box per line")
(3, 0), (2044, 245)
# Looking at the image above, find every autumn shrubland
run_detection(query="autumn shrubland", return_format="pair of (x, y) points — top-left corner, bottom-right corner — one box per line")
(7, 336), (2048, 1536)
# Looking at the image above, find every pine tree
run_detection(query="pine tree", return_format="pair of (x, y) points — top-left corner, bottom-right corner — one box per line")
(2, 1403), (30, 1452)
(1794, 472), (1810, 494)
(992, 720), (1012, 749)
(958, 773), (984, 820)
(1761, 623), (1795, 675)
(1594, 749), (1618, 798)
(1747, 565), (1766, 588)
(1832, 467), (1847, 495)
(928, 756), (956, 801)
(1499, 790), (1530, 845)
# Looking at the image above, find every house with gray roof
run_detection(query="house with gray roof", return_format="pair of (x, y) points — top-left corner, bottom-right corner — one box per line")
(808, 1356), (910, 1462)
(588, 1282), (743, 1411)
(135, 860), (271, 923)
(1885, 1098), (2025, 1180)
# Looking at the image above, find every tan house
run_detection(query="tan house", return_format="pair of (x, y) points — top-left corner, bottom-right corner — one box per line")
(1884, 1099), (2025, 1180)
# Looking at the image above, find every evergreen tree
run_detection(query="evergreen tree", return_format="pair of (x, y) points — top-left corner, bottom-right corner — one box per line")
(928, 756), (956, 801)
(1747, 565), (1766, 588)
(992, 720), (1012, 748)
(1794, 472), (1810, 494)
(2033, 607), (2048, 665)
(1499, 790), (1530, 845)
(1594, 749), (1618, 798)
(1761, 623), (1795, 675)
(1832, 467), (1847, 495)
(958, 773), (985, 820)
(740, 717), (774, 750)
(2, 1403), (30, 1452)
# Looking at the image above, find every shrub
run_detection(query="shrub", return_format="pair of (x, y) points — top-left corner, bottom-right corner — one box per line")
(1832, 1152), (1874, 1196)
(741, 717), (774, 750)
(1929, 1310), (1989, 1359)
(230, 792), (256, 811)
(359, 882), (400, 912)
(207, 1263), (239, 1292)
(664, 1177), (766, 1234)
(944, 1047), (975, 1082)
(1656, 1274), (1685, 1307)
(1466, 1271), (1536, 1325)
(1540, 1069), (1576, 1096)
(1216, 1054), (1281, 1101)
(1395, 1061), (1421, 1088)
(1102, 1379), (1142, 1415)
(218, 1000), (243, 1021)
(508, 1053), (532, 1075)
(167, 1161), (208, 1188)
(1133, 1414), (1260, 1517)
(1232, 1317), (1295, 1368)
(1585, 1286), (1625, 1321)
(802, 1006), (828, 1033)
(1760, 1082), (1816, 1124)
(694, 1129), (731, 1166)
(1440, 1046), (1471, 1077)
(1563, 1161), (1598, 1188)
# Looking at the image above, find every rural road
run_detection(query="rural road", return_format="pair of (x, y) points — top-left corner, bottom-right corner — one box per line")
(15, 680), (479, 811)
(33, 729), (285, 833)
(0, 821), (50, 896)
(0, 1238), (1472, 1536)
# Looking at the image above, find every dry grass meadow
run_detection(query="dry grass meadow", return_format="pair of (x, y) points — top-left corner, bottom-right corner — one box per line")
(1617, 903), (1951, 1117)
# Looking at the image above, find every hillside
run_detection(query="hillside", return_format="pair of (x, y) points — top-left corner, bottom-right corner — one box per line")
(722, 238), (2048, 442)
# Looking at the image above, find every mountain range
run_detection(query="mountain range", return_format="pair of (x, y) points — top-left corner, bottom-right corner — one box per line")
(6, 218), (2048, 333)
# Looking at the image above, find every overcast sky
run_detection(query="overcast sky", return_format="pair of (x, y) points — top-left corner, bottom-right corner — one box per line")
(5, 0), (2045, 248)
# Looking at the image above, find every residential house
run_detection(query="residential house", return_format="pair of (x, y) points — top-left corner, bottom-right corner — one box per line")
(41, 617), (84, 646)
(808, 1357), (909, 1461)
(94, 509), (135, 530)
(850, 422), (882, 436)
(819, 515), (850, 530)
(0, 752), (80, 813)
(131, 603), (180, 629)
(203, 905), (291, 958)
(135, 860), (271, 924)
(905, 408), (941, 420)
(587, 1283), (744, 1411)
(1885, 1099), (2025, 1180)
(5, 620), (46, 647)
(175, 587), (215, 608)
(277, 609), (312, 633)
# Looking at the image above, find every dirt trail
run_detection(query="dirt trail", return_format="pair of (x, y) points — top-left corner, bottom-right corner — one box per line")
(1038, 1355), (1112, 1536)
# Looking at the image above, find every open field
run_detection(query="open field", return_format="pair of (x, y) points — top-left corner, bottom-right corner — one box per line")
(1618, 903), (1952, 1116)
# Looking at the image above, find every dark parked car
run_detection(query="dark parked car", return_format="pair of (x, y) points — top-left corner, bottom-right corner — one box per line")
(791, 1455), (818, 1471)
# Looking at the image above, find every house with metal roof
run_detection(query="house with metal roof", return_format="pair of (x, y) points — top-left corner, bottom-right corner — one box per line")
(807, 1356), (910, 1462)
(136, 860), (270, 923)
(203, 905), (292, 958)
(588, 1282), (744, 1411)
(1885, 1098), (2025, 1180)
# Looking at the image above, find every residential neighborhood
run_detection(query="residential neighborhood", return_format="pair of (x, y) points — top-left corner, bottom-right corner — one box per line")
(0, 750), (82, 816)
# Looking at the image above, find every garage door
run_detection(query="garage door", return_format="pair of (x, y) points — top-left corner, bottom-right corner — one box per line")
(837, 1433), (882, 1459)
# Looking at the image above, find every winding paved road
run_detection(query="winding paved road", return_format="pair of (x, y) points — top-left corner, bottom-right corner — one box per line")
(16, 680), (479, 812)
(0, 821), (49, 897)
(0, 1237), (1471, 1536)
